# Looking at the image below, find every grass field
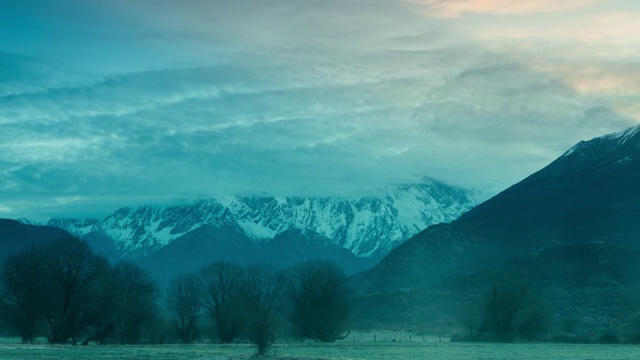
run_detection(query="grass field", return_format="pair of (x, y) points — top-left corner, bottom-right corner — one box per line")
(1, 340), (639, 360)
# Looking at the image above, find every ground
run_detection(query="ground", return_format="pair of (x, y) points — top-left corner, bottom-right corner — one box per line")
(0, 339), (639, 360)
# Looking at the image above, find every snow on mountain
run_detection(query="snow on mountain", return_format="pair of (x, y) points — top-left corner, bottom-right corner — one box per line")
(605, 123), (640, 145)
(562, 123), (640, 158)
(16, 217), (40, 226)
(47, 218), (102, 237)
(95, 201), (237, 255)
(48, 178), (476, 258)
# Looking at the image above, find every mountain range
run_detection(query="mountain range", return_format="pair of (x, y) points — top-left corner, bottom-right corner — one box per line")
(38, 178), (475, 277)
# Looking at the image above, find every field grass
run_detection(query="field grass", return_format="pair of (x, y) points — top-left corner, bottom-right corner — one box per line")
(1, 340), (639, 360)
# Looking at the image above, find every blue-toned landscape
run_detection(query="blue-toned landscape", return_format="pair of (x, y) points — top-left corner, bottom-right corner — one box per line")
(2, 1), (640, 358)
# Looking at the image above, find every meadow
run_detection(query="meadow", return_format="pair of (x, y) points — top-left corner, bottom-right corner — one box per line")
(1, 340), (639, 360)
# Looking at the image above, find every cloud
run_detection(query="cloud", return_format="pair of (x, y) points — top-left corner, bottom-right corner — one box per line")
(2, 0), (639, 220)
(408, 0), (597, 17)
(539, 65), (640, 96)
(472, 12), (640, 53)
(2, 46), (633, 220)
(532, 63), (640, 123)
(403, 2), (640, 126)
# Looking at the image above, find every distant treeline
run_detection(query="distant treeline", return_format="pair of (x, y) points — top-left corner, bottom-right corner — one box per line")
(453, 280), (640, 344)
(0, 237), (351, 355)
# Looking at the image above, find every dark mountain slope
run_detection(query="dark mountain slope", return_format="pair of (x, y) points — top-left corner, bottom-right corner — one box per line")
(136, 223), (257, 285)
(358, 124), (640, 296)
(0, 219), (73, 261)
(436, 244), (640, 293)
(456, 125), (640, 247)
(136, 226), (377, 285)
(352, 126), (640, 338)
(258, 228), (379, 274)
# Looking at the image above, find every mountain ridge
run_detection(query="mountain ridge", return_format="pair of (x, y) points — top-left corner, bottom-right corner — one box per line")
(46, 178), (476, 261)
(352, 123), (640, 328)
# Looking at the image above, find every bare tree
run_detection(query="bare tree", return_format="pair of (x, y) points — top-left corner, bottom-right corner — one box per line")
(516, 303), (549, 340)
(0, 246), (45, 343)
(113, 261), (159, 344)
(242, 264), (286, 356)
(479, 282), (529, 337)
(80, 270), (119, 345)
(458, 302), (482, 338)
(1, 238), (163, 346)
(166, 273), (203, 343)
(200, 262), (244, 343)
(287, 260), (350, 342)
(41, 237), (113, 345)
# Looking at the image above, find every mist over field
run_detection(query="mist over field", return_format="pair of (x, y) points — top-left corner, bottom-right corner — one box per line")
(2, 341), (640, 360)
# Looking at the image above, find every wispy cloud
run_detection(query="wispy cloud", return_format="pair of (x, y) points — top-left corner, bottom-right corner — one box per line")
(408, 0), (597, 17)
(1, 0), (639, 220)
(473, 12), (640, 52)
(406, 1), (640, 124)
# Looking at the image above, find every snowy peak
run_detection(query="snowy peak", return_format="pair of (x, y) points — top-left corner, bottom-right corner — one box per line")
(538, 123), (640, 184)
(15, 217), (40, 226)
(603, 123), (640, 145)
(97, 201), (238, 255)
(47, 218), (102, 237)
(388, 179), (475, 230)
(562, 123), (640, 160)
(217, 178), (475, 257)
(49, 178), (476, 258)
(48, 201), (238, 255)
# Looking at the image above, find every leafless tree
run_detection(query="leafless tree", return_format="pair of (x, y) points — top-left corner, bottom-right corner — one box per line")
(479, 281), (529, 337)
(458, 302), (482, 338)
(200, 262), (244, 343)
(1, 238), (165, 345)
(0, 246), (45, 343)
(41, 237), (113, 345)
(113, 261), (159, 344)
(287, 260), (350, 342)
(166, 273), (203, 343)
(242, 264), (286, 356)
(516, 303), (549, 340)
(80, 271), (120, 346)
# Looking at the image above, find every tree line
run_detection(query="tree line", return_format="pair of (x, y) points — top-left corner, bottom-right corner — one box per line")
(169, 260), (351, 354)
(0, 237), (351, 355)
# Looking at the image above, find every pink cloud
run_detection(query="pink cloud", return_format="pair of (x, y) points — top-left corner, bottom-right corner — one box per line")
(527, 62), (640, 121)
(474, 12), (640, 55)
(554, 67), (640, 95)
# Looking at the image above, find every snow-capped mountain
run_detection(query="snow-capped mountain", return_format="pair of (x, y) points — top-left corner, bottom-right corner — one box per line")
(48, 178), (476, 259)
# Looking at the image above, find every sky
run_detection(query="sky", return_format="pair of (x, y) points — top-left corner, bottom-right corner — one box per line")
(2, 0), (640, 220)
